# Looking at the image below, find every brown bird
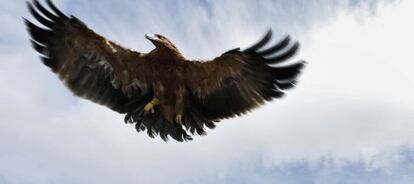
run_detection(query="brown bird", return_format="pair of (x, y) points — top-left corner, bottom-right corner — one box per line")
(25, 0), (306, 141)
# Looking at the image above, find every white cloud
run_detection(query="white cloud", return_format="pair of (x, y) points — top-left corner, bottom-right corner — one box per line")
(0, 0), (413, 183)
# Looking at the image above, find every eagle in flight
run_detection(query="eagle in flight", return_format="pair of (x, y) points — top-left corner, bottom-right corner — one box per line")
(25, 0), (306, 141)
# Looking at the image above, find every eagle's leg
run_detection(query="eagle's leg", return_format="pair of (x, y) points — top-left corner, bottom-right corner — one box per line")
(174, 87), (186, 124)
(175, 114), (182, 124)
(144, 97), (159, 114)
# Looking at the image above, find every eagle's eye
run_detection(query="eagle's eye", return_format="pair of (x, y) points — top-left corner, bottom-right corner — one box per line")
(155, 34), (164, 39)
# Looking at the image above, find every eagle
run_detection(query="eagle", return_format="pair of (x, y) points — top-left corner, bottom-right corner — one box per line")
(25, 0), (306, 141)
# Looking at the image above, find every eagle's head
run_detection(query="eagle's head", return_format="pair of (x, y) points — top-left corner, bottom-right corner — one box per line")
(146, 33), (178, 52)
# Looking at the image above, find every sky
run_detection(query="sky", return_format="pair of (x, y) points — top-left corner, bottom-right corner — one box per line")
(1, 0), (414, 183)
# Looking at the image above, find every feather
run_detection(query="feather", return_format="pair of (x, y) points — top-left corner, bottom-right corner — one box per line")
(32, 0), (60, 21)
(30, 40), (47, 55)
(46, 0), (68, 18)
(24, 19), (53, 44)
(265, 42), (300, 64)
(244, 30), (272, 52)
(27, 2), (55, 28)
(258, 35), (290, 56)
(270, 62), (305, 80)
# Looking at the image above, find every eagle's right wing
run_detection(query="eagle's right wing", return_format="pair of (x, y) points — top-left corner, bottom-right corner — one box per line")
(25, 0), (152, 113)
(185, 30), (305, 120)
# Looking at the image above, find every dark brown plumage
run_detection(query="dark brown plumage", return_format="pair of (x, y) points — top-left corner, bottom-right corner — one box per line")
(25, 0), (306, 141)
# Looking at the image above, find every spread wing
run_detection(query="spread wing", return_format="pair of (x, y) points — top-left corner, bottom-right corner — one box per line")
(25, 0), (152, 113)
(185, 30), (305, 120)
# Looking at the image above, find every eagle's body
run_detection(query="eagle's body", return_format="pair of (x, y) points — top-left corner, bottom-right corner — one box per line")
(145, 43), (188, 123)
(25, 0), (306, 141)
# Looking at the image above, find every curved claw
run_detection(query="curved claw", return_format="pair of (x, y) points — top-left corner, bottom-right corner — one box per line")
(143, 104), (155, 115)
(144, 98), (159, 115)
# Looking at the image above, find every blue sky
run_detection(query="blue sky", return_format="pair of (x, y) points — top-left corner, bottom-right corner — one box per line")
(1, 0), (414, 183)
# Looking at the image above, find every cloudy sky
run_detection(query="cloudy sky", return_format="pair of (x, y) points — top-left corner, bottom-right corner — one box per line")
(1, 0), (414, 183)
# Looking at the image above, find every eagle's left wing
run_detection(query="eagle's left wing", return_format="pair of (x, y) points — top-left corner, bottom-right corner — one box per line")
(25, 0), (152, 113)
(185, 30), (305, 121)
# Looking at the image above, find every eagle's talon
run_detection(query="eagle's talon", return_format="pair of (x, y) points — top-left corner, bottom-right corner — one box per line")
(144, 98), (159, 115)
(143, 104), (153, 114)
(175, 114), (182, 124)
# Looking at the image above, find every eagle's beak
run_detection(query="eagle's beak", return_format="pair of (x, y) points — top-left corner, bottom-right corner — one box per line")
(145, 34), (158, 41)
